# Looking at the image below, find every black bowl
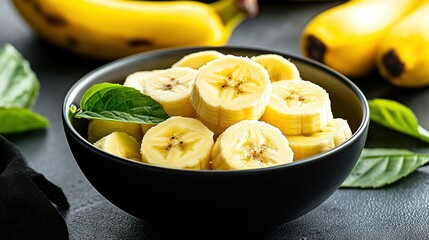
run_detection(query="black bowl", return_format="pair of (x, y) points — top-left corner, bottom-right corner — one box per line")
(63, 46), (369, 236)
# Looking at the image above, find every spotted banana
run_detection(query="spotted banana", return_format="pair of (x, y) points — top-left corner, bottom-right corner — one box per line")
(12, 0), (257, 60)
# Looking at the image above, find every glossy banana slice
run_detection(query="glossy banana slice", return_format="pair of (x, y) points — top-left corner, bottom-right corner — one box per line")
(172, 50), (225, 69)
(197, 117), (227, 140)
(287, 118), (352, 161)
(123, 70), (160, 93)
(140, 67), (198, 117)
(141, 124), (155, 134)
(251, 54), (301, 82)
(260, 79), (333, 135)
(87, 119), (143, 143)
(141, 116), (214, 170)
(191, 55), (271, 130)
(94, 132), (141, 162)
(211, 120), (293, 170)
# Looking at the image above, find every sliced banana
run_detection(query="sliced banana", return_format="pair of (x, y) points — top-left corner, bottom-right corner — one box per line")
(260, 79), (333, 136)
(211, 120), (294, 170)
(287, 118), (352, 161)
(123, 71), (155, 93)
(141, 116), (214, 170)
(251, 54), (301, 82)
(87, 119), (143, 143)
(140, 67), (198, 117)
(191, 55), (271, 129)
(172, 50), (225, 69)
(196, 117), (227, 140)
(124, 69), (163, 133)
(141, 124), (155, 134)
(94, 132), (141, 162)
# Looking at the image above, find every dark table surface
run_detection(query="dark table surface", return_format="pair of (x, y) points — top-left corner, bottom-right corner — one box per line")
(2, 1), (429, 239)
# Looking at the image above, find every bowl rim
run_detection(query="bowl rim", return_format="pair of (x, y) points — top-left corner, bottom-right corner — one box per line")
(62, 45), (370, 175)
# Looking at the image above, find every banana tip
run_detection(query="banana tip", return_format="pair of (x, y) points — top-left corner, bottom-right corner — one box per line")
(305, 35), (326, 63)
(382, 49), (404, 77)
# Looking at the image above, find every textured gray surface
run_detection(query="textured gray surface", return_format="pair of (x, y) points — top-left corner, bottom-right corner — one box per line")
(2, 0), (429, 239)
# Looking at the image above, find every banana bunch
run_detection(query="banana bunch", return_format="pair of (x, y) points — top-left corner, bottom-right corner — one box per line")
(376, 1), (429, 88)
(301, 0), (419, 79)
(12, 0), (257, 60)
(89, 50), (352, 169)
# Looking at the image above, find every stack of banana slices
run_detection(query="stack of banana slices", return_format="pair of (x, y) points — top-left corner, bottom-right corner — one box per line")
(88, 50), (352, 171)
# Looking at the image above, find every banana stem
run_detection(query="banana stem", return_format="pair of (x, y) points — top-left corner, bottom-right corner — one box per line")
(211, 0), (258, 30)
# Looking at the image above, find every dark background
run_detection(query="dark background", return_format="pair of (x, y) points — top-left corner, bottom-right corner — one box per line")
(2, 0), (429, 239)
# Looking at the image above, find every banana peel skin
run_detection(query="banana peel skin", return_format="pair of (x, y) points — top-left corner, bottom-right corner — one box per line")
(376, 1), (429, 88)
(301, 0), (419, 78)
(11, 0), (258, 60)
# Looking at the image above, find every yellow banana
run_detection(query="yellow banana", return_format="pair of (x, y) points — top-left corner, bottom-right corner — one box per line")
(12, 0), (256, 60)
(376, 1), (429, 88)
(301, 0), (418, 78)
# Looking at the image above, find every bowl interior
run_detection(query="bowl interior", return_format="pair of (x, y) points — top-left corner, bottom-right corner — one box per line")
(65, 46), (366, 151)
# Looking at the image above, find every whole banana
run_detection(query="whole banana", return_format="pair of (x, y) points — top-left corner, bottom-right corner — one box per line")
(12, 0), (257, 60)
(376, 1), (429, 88)
(300, 0), (418, 78)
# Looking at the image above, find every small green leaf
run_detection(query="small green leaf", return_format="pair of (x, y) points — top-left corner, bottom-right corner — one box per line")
(0, 44), (39, 108)
(368, 98), (429, 143)
(341, 148), (429, 188)
(0, 107), (49, 134)
(75, 83), (169, 124)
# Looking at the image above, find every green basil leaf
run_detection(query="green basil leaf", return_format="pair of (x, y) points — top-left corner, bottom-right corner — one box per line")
(74, 83), (169, 124)
(0, 44), (39, 108)
(0, 107), (49, 134)
(368, 98), (429, 143)
(341, 148), (429, 188)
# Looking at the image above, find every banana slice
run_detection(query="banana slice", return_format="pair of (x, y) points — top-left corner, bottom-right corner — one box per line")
(211, 120), (294, 170)
(141, 116), (214, 170)
(140, 67), (198, 117)
(94, 132), (141, 162)
(88, 119), (143, 143)
(251, 54), (301, 82)
(123, 70), (161, 93)
(172, 50), (225, 69)
(196, 118), (227, 140)
(141, 124), (155, 134)
(287, 118), (352, 161)
(191, 55), (271, 129)
(260, 79), (333, 136)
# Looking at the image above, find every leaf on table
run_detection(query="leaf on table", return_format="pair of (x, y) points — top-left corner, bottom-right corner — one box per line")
(0, 44), (49, 134)
(368, 98), (429, 144)
(74, 82), (169, 124)
(0, 44), (39, 108)
(0, 108), (49, 134)
(341, 148), (429, 188)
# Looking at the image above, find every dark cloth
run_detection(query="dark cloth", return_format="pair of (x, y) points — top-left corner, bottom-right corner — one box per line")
(0, 135), (70, 240)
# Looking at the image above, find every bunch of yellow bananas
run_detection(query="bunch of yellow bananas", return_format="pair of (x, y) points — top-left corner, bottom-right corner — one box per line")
(301, 0), (429, 88)
(11, 0), (257, 60)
